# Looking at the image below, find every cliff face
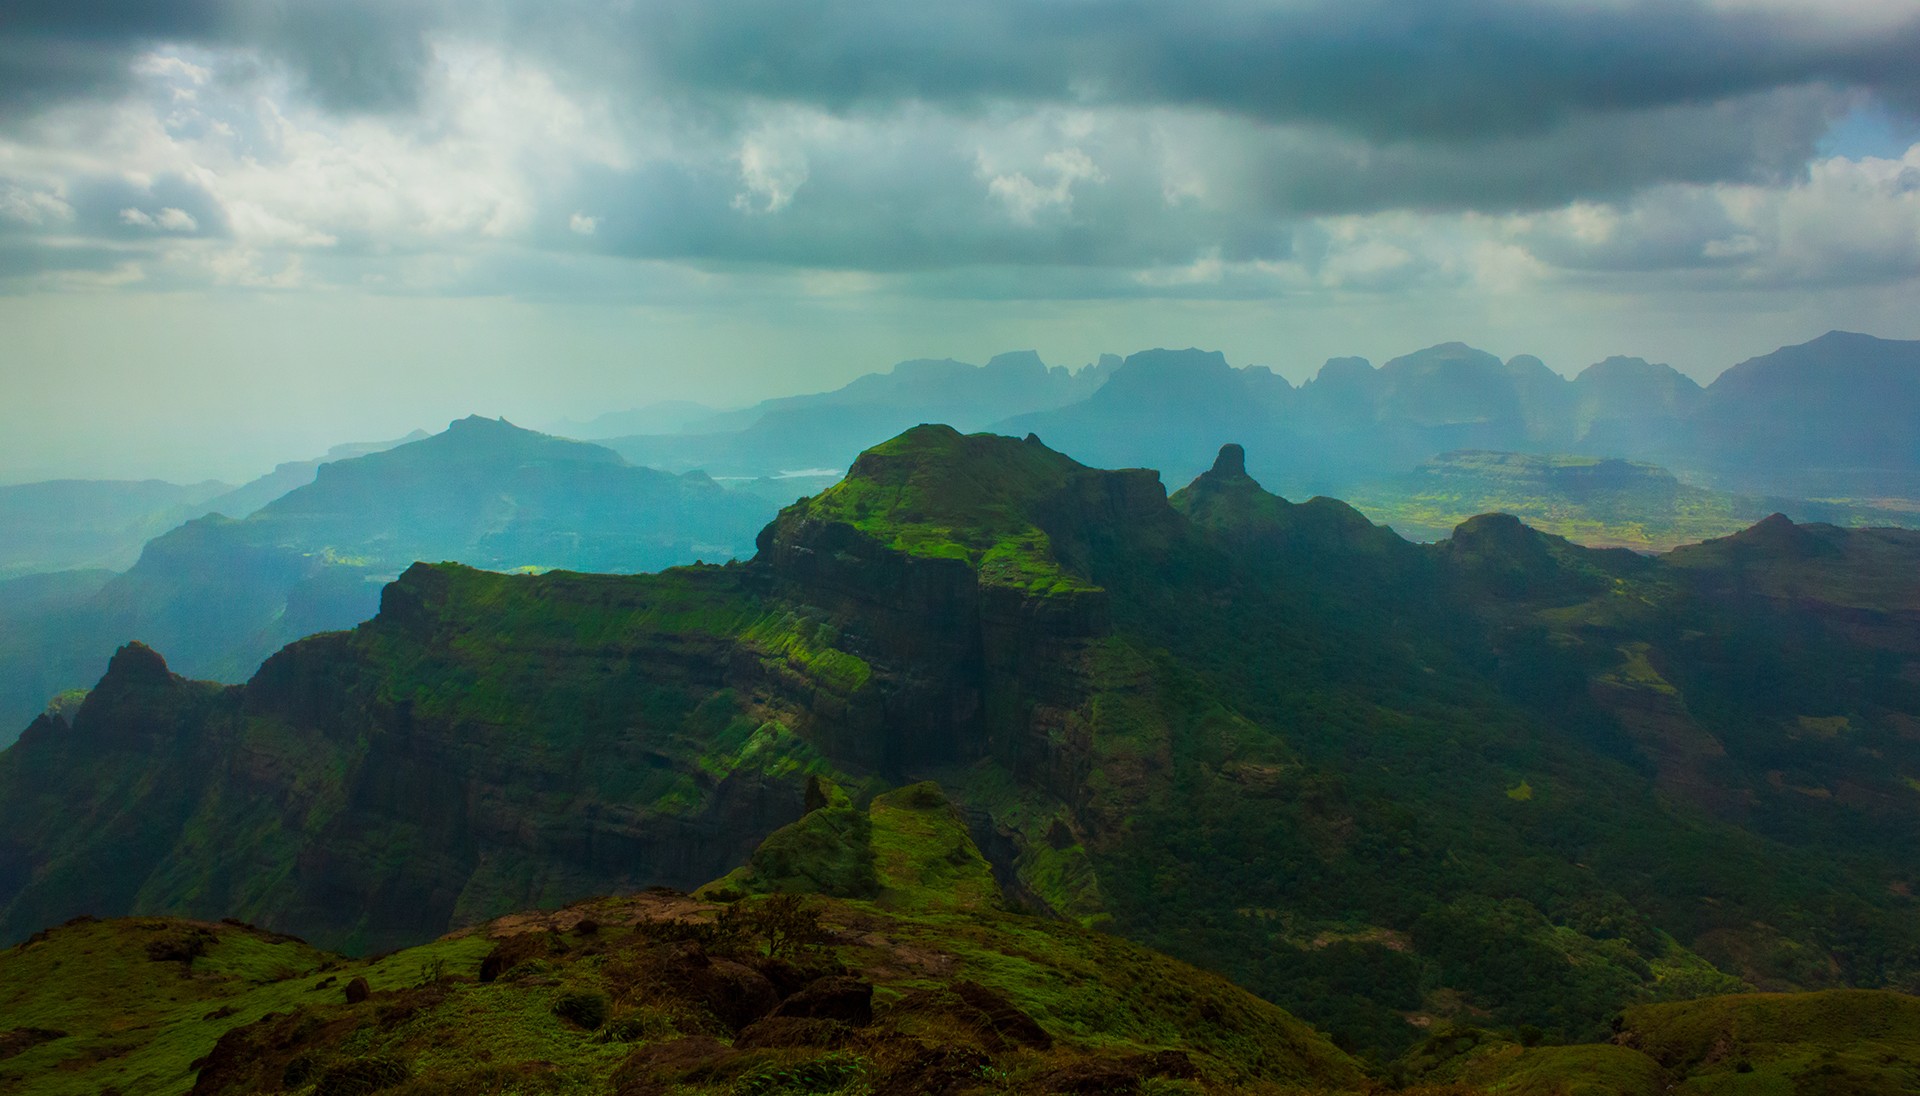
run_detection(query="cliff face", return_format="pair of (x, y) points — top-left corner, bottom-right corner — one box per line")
(7, 429), (1920, 1057)
(0, 427), (1166, 952)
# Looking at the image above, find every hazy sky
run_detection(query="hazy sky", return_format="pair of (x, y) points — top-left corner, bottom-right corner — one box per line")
(3, 0), (1919, 482)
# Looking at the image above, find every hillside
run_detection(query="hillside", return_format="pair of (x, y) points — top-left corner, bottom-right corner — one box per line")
(198, 431), (431, 520)
(8, 781), (1920, 1095)
(5, 427), (1920, 1060)
(0, 784), (1364, 1096)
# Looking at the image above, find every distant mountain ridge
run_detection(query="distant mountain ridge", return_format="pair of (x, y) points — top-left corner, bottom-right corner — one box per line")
(0, 432), (427, 582)
(593, 350), (1117, 477)
(0, 417), (778, 743)
(0, 478), (233, 579)
(559, 331), (1920, 508)
(1002, 331), (1920, 501)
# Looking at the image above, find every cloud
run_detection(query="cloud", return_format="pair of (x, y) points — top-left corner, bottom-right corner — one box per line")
(119, 206), (199, 231)
(984, 147), (1105, 224)
(0, 0), (1916, 303)
(512, 0), (1920, 138)
(1509, 144), (1920, 285)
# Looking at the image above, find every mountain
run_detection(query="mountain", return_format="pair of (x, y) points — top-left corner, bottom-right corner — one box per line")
(1001, 343), (1583, 499)
(993, 334), (1920, 507)
(603, 351), (1115, 477)
(7, 426), (1920, 1061)
(0, 417), (775, 742)
(1279, 344), (1575, 491)
(1680, 330), (1920, 497)
(1570, 356), (1704, 456)
(0, 477), (233, 578)
(0, 436), (432, 585)
(199, 430), (430, 520)
(996, 348), (1293, 487)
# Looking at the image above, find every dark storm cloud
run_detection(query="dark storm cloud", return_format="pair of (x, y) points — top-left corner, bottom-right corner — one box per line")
(2, 0), (1915, 290)
(529, 0), (1920, 140)
(0, 0), (437, 115)
(1235, 87), (1837, 215)
(0, 0), (223, 109)
(9, 0), (1920, 138)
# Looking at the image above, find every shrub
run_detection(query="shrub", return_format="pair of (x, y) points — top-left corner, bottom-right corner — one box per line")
(313, 1055), (411, 1096)
(552, 990), (611, 1030)
(145, 928), (213, 965)
(733, 1052), (866, 1095)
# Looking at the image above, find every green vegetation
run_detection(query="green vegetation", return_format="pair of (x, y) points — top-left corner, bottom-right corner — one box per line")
(1621, 990), (1920, 1094)
(8, 426), (1920, 1081)
(1345, 450), (1919, 552)
(13, 793), (1920, 1096)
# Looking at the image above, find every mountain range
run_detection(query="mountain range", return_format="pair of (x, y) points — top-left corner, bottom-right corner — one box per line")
(597, 351), (1117, 477)
(6, 426), (1920, 1065)
(1005, 332), (1920, 499)
(0, 434), (427, 581)
(0, 417), (775, 743)
(567, 332), (1920, 507)
(4, 331), (1916, 752)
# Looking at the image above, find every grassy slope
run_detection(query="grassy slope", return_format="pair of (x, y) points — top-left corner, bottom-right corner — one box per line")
(0, 801), (1366, 1096)
(0, 916), (489, 1096)
(12, 786), (1920, 1096)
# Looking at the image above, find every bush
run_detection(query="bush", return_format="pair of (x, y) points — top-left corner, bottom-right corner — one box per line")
(552, 990), (611, 1030)
(598, 1010), (675, 1044)
(145, 928), (213, 965)
(313, 1055), (411, 1096)
(734, 1053), (866, 1095)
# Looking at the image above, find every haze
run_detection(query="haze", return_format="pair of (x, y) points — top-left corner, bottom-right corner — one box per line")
(4, 0), (1920, 482)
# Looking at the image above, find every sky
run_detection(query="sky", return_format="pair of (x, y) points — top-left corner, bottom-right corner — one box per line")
(2, 0), (1919, 483)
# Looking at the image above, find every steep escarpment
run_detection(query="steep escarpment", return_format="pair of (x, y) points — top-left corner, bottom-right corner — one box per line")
(0, 427), (1180, 953)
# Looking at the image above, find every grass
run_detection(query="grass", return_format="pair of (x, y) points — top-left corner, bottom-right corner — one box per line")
(0, 918), (337, 1096)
